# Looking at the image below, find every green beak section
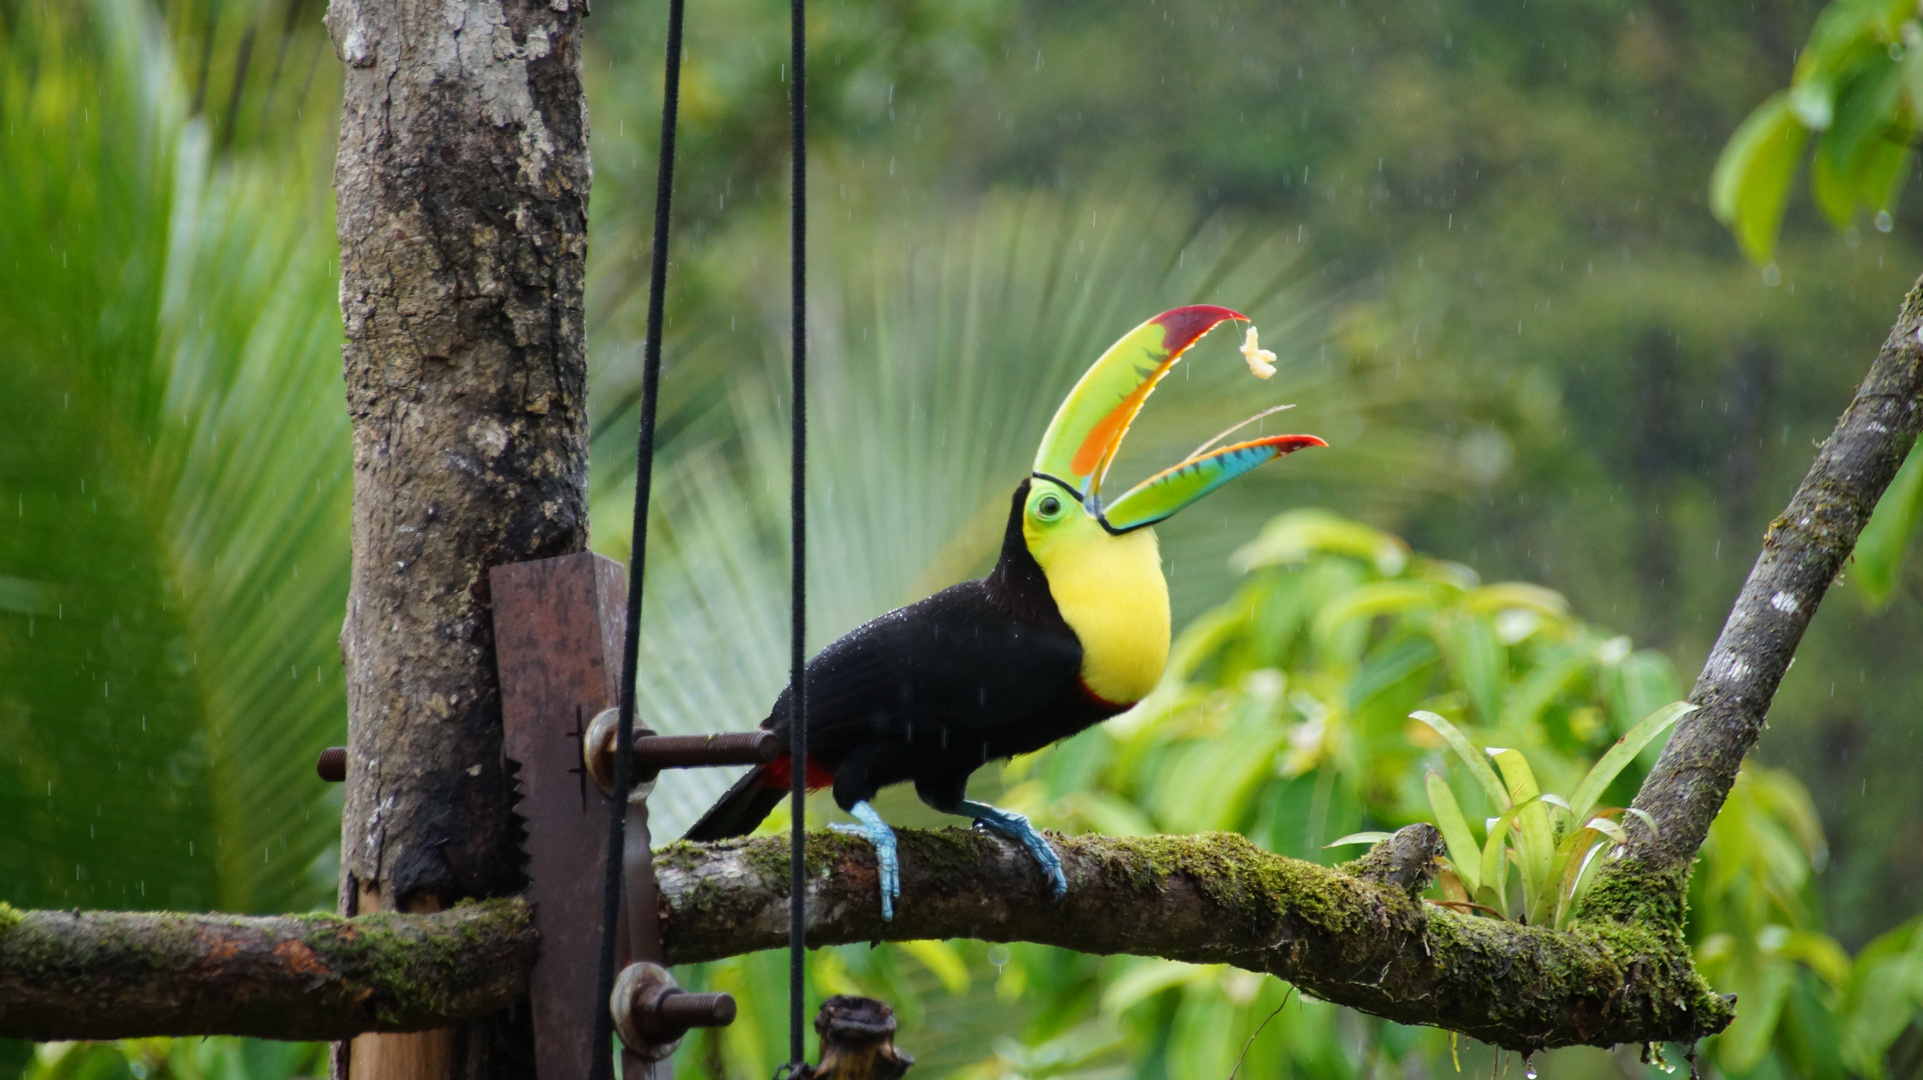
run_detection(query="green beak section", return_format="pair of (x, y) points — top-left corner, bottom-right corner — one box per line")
(1099, 433), (1327, 532)
(1032, 305), (1324, 532)
(1032, 305), (1248, 497)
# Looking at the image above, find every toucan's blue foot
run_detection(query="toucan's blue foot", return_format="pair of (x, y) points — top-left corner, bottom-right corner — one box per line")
(829, 800), (901, 920)
(957, 800), (1067, 900)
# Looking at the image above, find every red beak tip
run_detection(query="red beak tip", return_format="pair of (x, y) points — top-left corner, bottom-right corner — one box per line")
(1150, 304), (1249, 353)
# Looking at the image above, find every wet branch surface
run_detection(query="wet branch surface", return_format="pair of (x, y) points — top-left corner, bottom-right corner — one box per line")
(1621, 277), (1923, 876)
(658, 826), (1731, 1051)
(0, 899), (534, 1041)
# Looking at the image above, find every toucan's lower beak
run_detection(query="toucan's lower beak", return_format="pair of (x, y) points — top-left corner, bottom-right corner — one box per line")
(1097, 433), (1326, 533)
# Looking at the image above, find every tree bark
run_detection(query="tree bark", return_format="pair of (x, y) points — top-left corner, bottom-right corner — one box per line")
(0, 900), (534, 1041)
(325, 0), (591, 1075)
(1615, 277), (1923, 879)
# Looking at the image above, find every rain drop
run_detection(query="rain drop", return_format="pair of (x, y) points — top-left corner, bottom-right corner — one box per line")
(1875, 210), (1894, 232)
(1524, 1059), (1537, 1079)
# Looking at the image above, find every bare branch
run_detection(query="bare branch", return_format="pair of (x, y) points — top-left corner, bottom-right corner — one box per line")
(0, 900), (534, 1041)
(658, 827), (1732, 1051)
(1622, 276), (1923, 877)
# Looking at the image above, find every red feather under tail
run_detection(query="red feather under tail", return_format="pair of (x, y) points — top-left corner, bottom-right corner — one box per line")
(757, 752), (834, 792)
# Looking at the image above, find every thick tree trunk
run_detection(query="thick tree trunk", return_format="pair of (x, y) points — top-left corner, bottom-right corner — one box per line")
(324, 0), (591, 1075)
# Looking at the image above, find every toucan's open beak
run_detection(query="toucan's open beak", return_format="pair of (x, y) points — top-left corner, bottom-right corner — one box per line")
(1032, 305), (1325, 533)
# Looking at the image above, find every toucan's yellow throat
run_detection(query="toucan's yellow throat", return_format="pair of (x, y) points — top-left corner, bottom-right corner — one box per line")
(1021, 478), (1169, 707)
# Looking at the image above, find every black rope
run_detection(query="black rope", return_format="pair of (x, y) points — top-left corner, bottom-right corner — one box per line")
(594, 0), (686, 1075)
(786, 0), (809, 1067)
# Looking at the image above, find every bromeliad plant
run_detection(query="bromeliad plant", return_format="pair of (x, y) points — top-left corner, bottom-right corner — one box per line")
(1337, 704), (1693, 929)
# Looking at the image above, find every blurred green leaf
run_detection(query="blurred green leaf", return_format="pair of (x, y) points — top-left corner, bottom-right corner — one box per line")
(1711, 93), (1812, 263)
(0, 0), (346, 915)
(1812, 56), (1911, 227)
(1434, 613), (1504, 728)
(1855, 442), (1923, 607)
(1325, 831), (1392, 848)
(1232, 511), (1410, 576)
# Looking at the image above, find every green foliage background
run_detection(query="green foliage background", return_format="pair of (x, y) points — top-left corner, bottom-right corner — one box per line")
(6, 0), (1923, 1076)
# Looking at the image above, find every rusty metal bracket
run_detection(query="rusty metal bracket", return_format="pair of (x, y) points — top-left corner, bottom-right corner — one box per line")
(485, 551), (762, 1079)
(494, 552), (632, 1080)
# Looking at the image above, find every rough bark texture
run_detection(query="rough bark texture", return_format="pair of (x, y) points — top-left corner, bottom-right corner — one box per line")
(326, 1), (590, 1074)
(328, 0), (590, 916)
(0, 900), (534, 1041)
(655, 828), (1733, 1051)
(1617, 277), (1923, 877)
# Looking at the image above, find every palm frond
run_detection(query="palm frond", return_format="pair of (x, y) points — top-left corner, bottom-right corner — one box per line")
(0, 0), (347, 914)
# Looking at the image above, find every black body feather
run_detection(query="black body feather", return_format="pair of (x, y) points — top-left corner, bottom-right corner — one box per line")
(684, 480), (1120, 842)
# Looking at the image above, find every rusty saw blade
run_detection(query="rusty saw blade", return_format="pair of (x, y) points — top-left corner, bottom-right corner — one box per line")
(494, 552), (634, 1080)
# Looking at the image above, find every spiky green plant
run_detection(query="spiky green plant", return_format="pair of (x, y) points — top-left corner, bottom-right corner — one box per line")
(1348, 704), (1691, 929)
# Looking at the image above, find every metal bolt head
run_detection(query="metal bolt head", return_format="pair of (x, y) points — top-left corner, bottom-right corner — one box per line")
(583, 707), (655, 802)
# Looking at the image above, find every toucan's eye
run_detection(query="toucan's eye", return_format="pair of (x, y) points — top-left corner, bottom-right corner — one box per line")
(1035, 494), (1063, 520)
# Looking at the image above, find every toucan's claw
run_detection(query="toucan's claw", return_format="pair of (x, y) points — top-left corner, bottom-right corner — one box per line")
(831, 800), (901, 920)
(958, 800), (1068, 901)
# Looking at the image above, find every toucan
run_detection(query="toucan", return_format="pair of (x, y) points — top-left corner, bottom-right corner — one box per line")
(684, 305), (1324, 918)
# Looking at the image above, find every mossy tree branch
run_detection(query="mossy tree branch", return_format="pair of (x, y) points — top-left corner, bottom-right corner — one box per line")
(0, 829), (1726, 1051)
(0, 900), (535, 1041)
(1614, 276), (1923, 879)
(657, 826), (1732, 1052)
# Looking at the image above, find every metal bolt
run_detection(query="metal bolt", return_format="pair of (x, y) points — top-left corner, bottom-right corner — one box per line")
(582, 707), (779, 796)
(611, 961), (736, 1061)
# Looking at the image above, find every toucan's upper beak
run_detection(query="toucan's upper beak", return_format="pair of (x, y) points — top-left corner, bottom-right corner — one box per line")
(1032, 305), (1325, 533)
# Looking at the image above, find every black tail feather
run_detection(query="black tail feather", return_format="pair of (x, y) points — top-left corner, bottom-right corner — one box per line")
(683, 765), (788, 842)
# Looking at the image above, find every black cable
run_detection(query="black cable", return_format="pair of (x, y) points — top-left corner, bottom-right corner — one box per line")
(787, 0), (809, 1069)
(594, 0), (686, 1076)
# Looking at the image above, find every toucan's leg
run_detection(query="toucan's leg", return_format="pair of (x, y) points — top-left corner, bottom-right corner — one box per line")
(828, 800), (901, 920)
(955, 800), (1067, 900)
